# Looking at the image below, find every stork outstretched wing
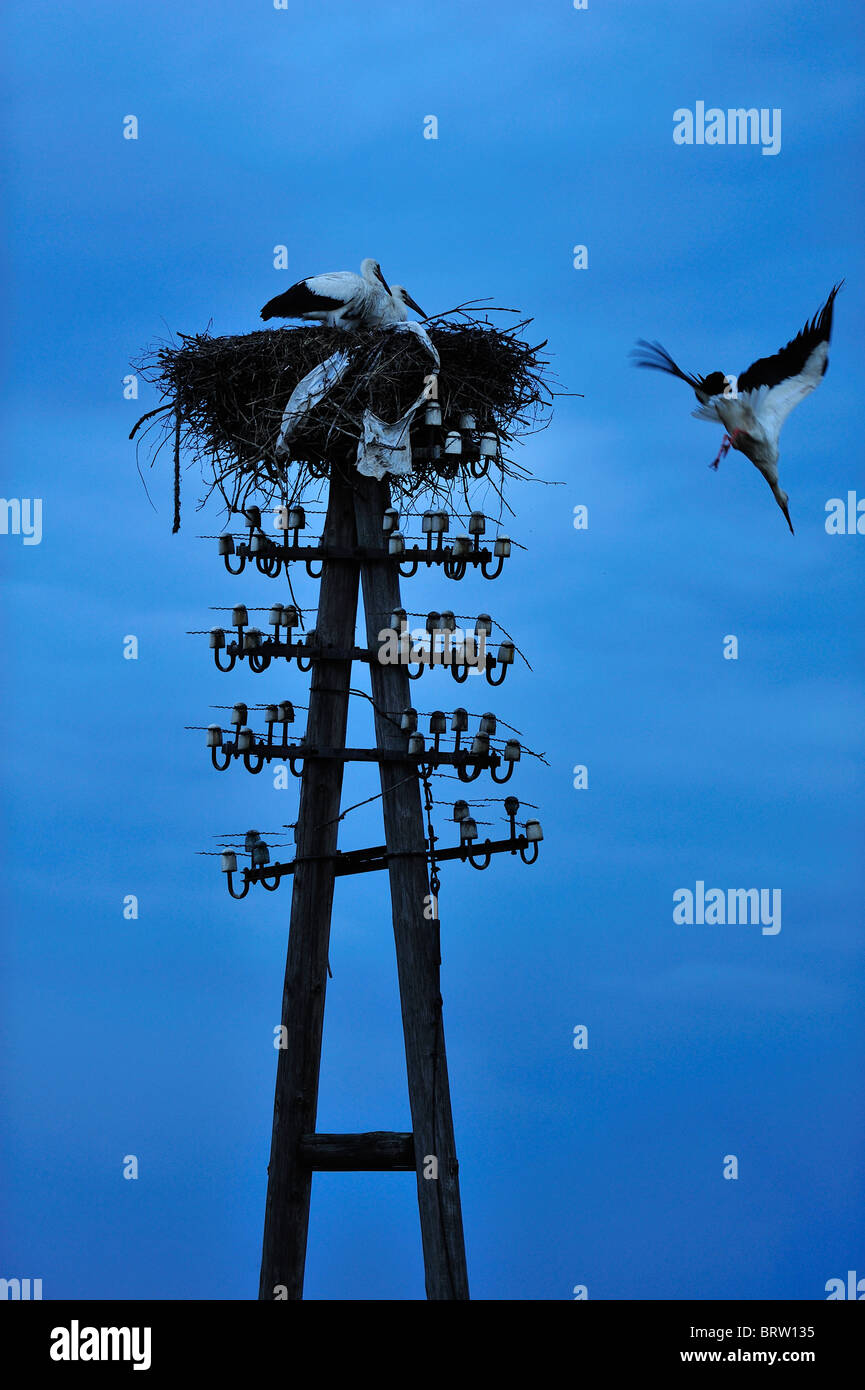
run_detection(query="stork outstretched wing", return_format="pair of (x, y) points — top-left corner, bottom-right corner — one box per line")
(733, 282), (843, 447)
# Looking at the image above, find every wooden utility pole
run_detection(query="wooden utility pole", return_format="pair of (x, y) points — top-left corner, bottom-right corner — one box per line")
(153, 307), (548, 1302)
(258, 463), (359, 1300)
(354, 474), (469, 1300)
(257, 466), (469, 1300)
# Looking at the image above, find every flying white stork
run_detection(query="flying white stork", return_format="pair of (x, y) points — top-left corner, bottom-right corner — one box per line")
(632, 282), (844, 534)
(261, 257), (406, 329)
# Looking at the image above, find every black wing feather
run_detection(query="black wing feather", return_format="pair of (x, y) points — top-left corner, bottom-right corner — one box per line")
(260, 281), (344, 321)
(737, 281), (844, 394)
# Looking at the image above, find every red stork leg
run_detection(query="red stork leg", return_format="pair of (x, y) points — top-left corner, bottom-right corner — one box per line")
(709, 429), (744, 470)
(710, 435), (731, 469)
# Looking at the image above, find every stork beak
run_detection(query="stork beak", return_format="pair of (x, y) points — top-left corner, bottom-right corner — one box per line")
(375, 265), (392, 295)
(402, 291), (426, 318)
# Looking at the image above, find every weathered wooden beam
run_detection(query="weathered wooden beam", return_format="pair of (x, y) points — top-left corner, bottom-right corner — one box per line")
(298, 1132), (415, 1171)
(231, 541), (494, 565)
(258, 465), (360, 1302)
(220, 743), (503, 770)
(242, 834), (533, 884)
(354, 474), (470, 1301)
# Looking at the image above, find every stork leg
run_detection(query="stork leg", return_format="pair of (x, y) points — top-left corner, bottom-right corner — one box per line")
(709, 429), (745, 470)
(709, 435), (730, 469)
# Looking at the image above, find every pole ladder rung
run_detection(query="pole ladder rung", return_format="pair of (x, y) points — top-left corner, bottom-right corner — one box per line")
(298, 1132), (416, 1172)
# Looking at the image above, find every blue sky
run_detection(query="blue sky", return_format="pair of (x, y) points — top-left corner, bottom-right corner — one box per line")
(1, 0), (863, 1300)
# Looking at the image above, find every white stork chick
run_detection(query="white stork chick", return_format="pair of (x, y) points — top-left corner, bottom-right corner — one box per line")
(260, 257), (394, 329)
(633, 282), (844, 534)
(384, 285), (427, 323)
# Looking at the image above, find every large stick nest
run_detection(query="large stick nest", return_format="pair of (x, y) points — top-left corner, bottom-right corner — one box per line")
(131, 307), (555, 527)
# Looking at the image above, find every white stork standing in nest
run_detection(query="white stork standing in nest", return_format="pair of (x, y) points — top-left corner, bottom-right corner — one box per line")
(260, 258), (424, 330)
(632, 282), (844, 534)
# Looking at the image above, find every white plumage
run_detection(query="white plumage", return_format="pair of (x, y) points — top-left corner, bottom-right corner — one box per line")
(382, 284), (426, 324)
(633, 283), (844, 534)
(261, 257), (396, 329)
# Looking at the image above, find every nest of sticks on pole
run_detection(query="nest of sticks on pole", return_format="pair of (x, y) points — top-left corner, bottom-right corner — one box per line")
(131, 307), (555, 530)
